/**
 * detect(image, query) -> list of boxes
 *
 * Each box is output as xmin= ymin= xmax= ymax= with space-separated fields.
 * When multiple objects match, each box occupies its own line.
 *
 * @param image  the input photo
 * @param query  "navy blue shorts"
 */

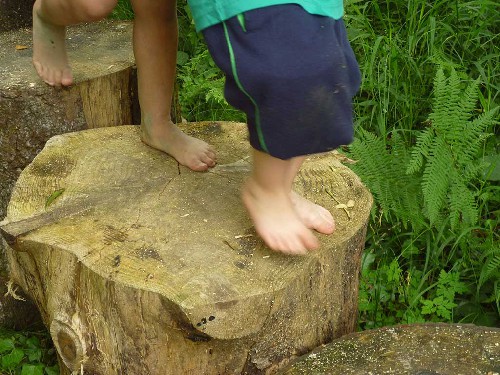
xmin=203 ymin=4 xmax=361 ymax=159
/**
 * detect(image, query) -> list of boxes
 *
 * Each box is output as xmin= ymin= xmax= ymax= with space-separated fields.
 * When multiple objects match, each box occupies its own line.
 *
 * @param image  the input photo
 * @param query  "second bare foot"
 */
xmin=242 ymin=178 xmax=319 ymax=255
xmin=32 ymin=0 xmax=73 ymax=86
xmin=141 ymin=120 xmax=216 ymax=172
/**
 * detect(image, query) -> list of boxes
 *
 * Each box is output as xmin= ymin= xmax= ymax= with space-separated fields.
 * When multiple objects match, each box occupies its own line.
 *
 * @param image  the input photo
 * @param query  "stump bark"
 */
xmin=280 ymin=323 xmax=500 ymax=374
xmin=1 ymin=122 xmax=372 ymax=374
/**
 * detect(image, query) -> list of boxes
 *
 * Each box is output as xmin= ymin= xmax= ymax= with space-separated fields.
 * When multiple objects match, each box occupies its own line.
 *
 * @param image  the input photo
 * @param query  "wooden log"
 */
xmin=280 ymin=323 xmax=500 ymax=374
xmin=1 ymin=122 xmax=372 ymax=374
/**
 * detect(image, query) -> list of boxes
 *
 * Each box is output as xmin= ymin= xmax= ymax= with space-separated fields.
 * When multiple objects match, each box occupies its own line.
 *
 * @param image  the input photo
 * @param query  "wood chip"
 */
xmin=235 ymin=234 xmax=253 ymax=239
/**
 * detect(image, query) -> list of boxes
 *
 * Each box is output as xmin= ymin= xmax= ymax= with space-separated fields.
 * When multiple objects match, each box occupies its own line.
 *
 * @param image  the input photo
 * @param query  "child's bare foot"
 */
xmin=242 ymin=178 xmax=319 ymax=255
xmin=290 ymin=191 xmax=335 ymax=234
xmin=32 ymin=0 xmax=73 ymax=86
xmin=141 ymin=120 xmax=216 ymax=172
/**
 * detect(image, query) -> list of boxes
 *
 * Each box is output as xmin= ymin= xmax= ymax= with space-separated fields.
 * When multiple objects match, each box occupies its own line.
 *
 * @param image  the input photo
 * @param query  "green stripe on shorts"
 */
xmin=222 ymin=21 xmax=268 ymax=153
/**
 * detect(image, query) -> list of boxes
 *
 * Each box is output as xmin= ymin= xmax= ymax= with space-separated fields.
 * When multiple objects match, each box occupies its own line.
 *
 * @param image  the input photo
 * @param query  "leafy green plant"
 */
xmin=349 ymin=129 xmax=424 ymax=230
xmin=0 ymin=329 xmax=58 ymax=375
xmin=407 ymin=68 xmax=497 ymax=230
xmin=351 ymin=66 xmax=499 ymax=329
xmin=420 ymin=270 xmax=469 ymax=321
xmin=176 ymin=48 xmax=244 ymax=122
xmin=345 ymin=0 xmax=499 ymax=331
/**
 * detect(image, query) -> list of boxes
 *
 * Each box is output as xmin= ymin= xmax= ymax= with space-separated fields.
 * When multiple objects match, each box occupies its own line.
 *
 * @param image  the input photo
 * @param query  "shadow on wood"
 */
xmin=1 ymin=122 xmax=372 ymax=374
xmin=0 ymin=0 xmax=35 ymax=32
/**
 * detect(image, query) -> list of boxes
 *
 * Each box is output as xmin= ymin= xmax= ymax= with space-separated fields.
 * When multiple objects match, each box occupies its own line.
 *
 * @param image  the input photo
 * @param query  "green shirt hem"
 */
xmin=189 ymin=0 xmax=344 ymax=31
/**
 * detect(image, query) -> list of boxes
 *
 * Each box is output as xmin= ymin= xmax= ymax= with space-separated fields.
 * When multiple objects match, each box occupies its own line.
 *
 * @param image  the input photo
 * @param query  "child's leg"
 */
xmin=286 ymin=158 xmax=336 ymax=235
xmin=130 ymin=0 xmax=216 ymax=172
xmin=32 ymin=0 xmax=117 ymax=86
xmin=242 ymin=149 xmax=319 ymax=255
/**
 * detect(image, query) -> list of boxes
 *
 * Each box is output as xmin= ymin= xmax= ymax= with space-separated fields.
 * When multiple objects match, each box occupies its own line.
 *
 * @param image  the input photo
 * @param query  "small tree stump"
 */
xmin=1 ymin=122 xmax=372 ymax=374
xmin=0 ymin=20 xmax=136 ymax=222
xmin=280 ymin=323 xmax=500 ymax=374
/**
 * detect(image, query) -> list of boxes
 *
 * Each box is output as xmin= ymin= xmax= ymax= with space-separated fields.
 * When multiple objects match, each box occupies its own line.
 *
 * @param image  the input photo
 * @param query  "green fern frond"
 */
xmin=407 ymin=127 xmax=434 ymax=174
xmin=430 ymin=68 xmax=462 ymax=135
xmin=349 ymin=130 xmax=394 ymax=212
xmin=442 ymin=77 xmax=481 ymax=148
xmin=448 ymin=179 xmax=478 ymax=230
xmin=455 ymin=78 xmax=481 ymax=128
xmin=456 ymin=108 xmax=498 ymax=167
xmin=408 ymin=67 xmax=497 ymax=229
xmin=349 ymin=129 xmax=424 ymax=228
xmin=421 ymin=137 xmax=453 ymax=225
xmin=478 ymin=247 xmax=500 ymax=292
xmin=430 ymin=68 xmax=448 ymax=122
xmin=351 ymin=67 xmax=496 ymax=233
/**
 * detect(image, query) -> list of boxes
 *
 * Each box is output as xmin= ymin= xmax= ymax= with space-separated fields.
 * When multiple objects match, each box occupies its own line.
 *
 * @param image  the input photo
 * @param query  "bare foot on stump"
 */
xmin=32 ymin=0 xmax=73 ymax=86
xmin=242 ymin=178 xmax=319 ymax=255
xmin=141 ymin=120 xmax=216 ymax=172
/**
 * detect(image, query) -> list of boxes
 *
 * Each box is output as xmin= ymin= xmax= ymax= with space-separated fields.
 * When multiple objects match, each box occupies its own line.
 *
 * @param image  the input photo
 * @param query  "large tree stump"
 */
xmin=280 ymin=323 xmax=500 ymax=374
xmin=1 ymin=122 xmax=372 ymax=374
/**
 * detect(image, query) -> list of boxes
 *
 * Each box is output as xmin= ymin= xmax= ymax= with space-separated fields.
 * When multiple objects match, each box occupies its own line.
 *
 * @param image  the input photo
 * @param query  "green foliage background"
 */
xmin=345 ymin=0 xmax=499 ymax=329
xmin=2 ymin=0 xmax=499 ymax=372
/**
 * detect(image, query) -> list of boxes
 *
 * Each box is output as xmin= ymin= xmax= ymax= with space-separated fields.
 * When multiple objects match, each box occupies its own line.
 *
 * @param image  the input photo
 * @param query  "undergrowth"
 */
xmin=344 ymin=0 xmax=499 ymax=329
xmin=0 ymin=328 xmax=58 ymax=375
xmin=351 ymin=67 xmax=499 ymax=329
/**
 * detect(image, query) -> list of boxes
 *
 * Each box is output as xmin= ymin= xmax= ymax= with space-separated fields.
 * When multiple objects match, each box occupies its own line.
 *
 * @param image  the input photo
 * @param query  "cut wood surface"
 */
xmin=280 ymin=323 xmax=500 ymax=374
xmin=2 ymin=122 xmax=372 ymax=374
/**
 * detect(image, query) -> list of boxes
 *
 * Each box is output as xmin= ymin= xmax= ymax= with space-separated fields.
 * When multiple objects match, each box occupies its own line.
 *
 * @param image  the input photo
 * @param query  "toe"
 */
xmin=190 ymin=160 xmax=209 ymax=172
xmin=285 ymin=239 xmax=308 ymax=255
xmin=318 ymin=218 xmax=335 ymax=234
xmin=302 ymin=230 xmax=320 ymax=251
xmin=61 ymin=70 xmax=73 ymax=86
xmin=200 ymin=151 xmax=216 ymax=167
xmin=207 ymin=149 xmax=217 ymax=162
